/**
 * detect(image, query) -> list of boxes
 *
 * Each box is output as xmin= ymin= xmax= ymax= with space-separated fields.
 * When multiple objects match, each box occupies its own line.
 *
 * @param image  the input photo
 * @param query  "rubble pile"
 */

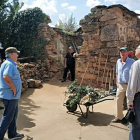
xmin=76 ymin=5 xmax=140 ymax=89
xmin=17 ymin=60 xmax=62 ymax=93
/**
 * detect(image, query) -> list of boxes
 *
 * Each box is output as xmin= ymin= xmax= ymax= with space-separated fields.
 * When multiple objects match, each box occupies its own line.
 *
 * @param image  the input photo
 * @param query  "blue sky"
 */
xmin=19 ymin=0 xmax=140 ymax=27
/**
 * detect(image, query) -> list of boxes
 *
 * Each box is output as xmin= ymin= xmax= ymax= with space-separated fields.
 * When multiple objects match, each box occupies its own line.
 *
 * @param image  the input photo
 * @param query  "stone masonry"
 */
xmin=77 ymin=4 xmax=140 ymax=89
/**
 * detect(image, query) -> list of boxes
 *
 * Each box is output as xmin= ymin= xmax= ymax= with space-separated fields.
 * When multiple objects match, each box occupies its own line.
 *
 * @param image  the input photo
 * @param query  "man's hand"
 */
xmin=9 ymin=86 xmax=16 ymax=97
xmin=128 ymin=104 xmax=133 ymax=110
xmin=73 ymin=53 xmax=78 ymax=58
xmin=3 ymin=75 xmax=17 ymax=97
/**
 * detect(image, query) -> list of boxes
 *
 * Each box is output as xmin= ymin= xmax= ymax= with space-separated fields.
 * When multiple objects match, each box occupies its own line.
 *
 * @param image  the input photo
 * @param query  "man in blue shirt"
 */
xmin=112 ymin=47 xmax=135 ymax=123
xmin=0 ymin=47 xmax=24 ymax=140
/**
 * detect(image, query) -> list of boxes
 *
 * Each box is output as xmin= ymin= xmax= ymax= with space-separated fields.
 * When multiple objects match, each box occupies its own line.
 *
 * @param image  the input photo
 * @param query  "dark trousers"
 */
xmin=0 ymin=99 xmax=18 ymax=140
xmin=132 ymin=92 xmax=140 ymax=140
xmin=63 ymin=66 xmax=75 ymax=81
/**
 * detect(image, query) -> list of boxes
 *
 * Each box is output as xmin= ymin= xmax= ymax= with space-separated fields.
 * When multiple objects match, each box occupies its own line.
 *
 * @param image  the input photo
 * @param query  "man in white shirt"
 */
xmin=126 ymin=45 xmax=140 ymax=140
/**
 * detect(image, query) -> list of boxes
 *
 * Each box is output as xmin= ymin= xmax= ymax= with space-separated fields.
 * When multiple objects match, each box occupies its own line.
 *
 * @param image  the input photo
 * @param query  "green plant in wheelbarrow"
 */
xmin=65 ymin=80 xmax=99 ymax=112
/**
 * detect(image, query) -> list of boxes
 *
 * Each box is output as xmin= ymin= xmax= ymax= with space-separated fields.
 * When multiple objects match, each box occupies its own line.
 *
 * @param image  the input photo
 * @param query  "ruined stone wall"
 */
xmin=37 ymin=23 xmax=63 ymax=76
xmin=18 ymin=23 xmax=83 ymax=93
xmin=18 ymin=23 xmax=63 ymax=93
xmin=53 ymin=28 xmax=83 ymax=64
xmin=77 ymin=5 xmax=140 ymax=89
xmin=38 ymin=23 xmax=83 ymax=67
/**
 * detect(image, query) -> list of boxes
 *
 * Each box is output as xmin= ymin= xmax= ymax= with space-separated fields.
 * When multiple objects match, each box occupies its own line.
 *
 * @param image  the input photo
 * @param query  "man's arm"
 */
xmin=3 ymin=75 xmax=16 ymax=97
xmin=64 ymin=58 xmax=67 ymax=68
xmin=116 ymin=60 xmax=118 ymax=85
xmin=126 ymin=62 xmax=138 ymax=109
xmin=116 ymin=73 xmax=118 ymax=84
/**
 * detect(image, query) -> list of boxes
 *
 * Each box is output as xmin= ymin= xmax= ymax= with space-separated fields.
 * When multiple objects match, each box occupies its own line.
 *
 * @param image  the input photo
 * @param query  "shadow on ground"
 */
xmin=67 ymin=110 xmax=114 ymax=126
xmin=4 ymin=135 xmax=34 ymax=140
xmin=17 ymin=88 xmax=40 ymax=131
xmin=45 ymin=79 xmax=72 ymax=88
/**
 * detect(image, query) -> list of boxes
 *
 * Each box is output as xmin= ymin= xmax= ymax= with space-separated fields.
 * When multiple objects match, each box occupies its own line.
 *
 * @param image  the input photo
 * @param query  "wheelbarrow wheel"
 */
xmin=66 ymin=99 xmax=77 ymax=112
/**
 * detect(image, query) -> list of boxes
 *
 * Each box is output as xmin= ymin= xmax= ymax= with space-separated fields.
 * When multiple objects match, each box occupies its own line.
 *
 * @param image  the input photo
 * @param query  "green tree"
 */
xmin=7 ymin=0 xmax=24 ymax=19
xmin=56 ymin=14 xmax=78 ymax=33
xmin=0 ymin=0 xmax=10 ymax=46
xmin=0 ymin=0 xmax=9 ymax=20
xmin=7 ymin=7 xmax=50 ymax=59
xmin=0 ymin=0 xmax=24 ymax=47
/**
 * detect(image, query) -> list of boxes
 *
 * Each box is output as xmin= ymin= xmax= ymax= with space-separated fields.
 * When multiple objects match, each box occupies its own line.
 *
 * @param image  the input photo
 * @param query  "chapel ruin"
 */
xmin=76 ymin=4 xmax=140 ymax=89
xmin=16 ymin=4 xmax=140 ymax=92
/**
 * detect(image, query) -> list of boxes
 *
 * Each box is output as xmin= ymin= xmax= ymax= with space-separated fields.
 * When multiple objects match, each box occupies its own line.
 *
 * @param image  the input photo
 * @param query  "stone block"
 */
xmin=100 ymin=25 xmax=119 ymax=41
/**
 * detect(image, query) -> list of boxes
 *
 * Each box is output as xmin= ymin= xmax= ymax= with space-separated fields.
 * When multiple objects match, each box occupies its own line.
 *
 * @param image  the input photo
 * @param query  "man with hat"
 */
xmin=0 ymin=47 xmax=24 ymax=139
xmin=112 ymin=47 xmax=135 ymax=123
xmin=61 ymin=46 xmax=76 ymax=82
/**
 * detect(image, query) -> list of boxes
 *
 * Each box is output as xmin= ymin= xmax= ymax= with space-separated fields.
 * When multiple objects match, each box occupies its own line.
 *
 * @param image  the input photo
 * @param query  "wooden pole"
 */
xmin=101 ymin=50 xmax=109 ymax=87
xmin=96 ymin=50 xmax=101 ymax=87
xmin=18 ymin=56 xmax=34 ymax=61
xmin=105 ymin=68 xmax=109 ymax=89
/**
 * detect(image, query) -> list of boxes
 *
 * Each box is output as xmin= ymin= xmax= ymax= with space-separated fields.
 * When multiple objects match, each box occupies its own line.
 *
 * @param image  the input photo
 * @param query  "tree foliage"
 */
xmin=7 ymin=0 xmax=24 ymax=19
xmin=56 ymin=14 xmax=78 ymax=33
xmin=8 ymin=7 xmax=50 ymax=59
xmin=0 ymin=0 xmax=24 ymax=47
xmin=0 ymin=0 xmax=51 ymax=60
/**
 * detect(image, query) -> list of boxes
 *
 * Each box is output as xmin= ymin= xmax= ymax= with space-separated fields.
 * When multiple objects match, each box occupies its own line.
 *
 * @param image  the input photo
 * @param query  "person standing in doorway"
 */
xmin=112 ymin=47 xmax=135 ymax=123
xmin=0 ymin=47 xmax=24 ymax=140
xmin=61 ymin=46 xmax=76 ymax=82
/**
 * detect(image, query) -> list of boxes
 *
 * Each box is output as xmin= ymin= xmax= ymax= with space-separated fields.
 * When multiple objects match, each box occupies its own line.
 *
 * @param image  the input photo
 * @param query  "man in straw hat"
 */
xmin=112 ymin=47 xmax=135 ymax=123
xmin=0 ymin=47 xmax=24 ymax=140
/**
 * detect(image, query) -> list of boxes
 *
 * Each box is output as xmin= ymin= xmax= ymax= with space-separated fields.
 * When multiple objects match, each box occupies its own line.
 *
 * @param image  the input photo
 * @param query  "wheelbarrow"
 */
xmin=63 ymin=89 xmax=116 ymax=118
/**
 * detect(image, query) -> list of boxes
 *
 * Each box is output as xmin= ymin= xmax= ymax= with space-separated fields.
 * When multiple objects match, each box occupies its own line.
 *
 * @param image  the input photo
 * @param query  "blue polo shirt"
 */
xmin=0 ymin=58 xmax=22 ymax=100
xmin=116 ymin=57 xmax=135 ymax=83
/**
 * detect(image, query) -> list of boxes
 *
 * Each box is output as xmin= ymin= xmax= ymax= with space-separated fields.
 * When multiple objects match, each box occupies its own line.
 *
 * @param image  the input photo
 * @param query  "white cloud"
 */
xmin=104 ymin=0 xmax=117 ymax=4
xmin=48 ymin=23 xmax=55 ymax=27
xmin=59 ymin=14 xmax=67 ymax=21
xmin=67 ymin=6 xmax=77 ymax=12
xmin=61 ymin=3 xmax=69 ymax=7
xmin=135 ymin=10 xmax=140 ymax=18
xmin=104 ymin=0 xmax=140 ymax=9
xmin=125 ymin=0 xmax=140 ymax=9
xmin=57 ymin=14 xmax=67 ymax=25
xmin=86 ymin=0 xmax=101 ymax=8
xmin=20 ymin=3 xmax=29 ymax=11
xmin=19 ymin=0 xmax=28 ymax=3
xmin=20 ymin=0 xmax=58 ymax=15
xmin=135 ymin=10 xmax=140 ymax=14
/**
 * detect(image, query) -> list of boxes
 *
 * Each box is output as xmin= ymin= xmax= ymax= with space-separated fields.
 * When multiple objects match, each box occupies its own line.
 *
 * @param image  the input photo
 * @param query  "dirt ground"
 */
xmin=0 ymin=79 xmax=129 ymax=140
